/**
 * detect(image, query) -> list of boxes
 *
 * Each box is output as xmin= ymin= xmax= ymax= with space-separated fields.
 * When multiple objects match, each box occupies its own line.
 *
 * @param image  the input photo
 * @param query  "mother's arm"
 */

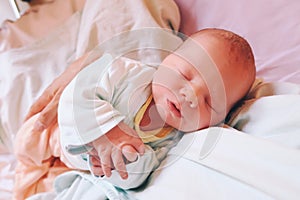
xmin=25 ymin=52 xmax=93 ymax=132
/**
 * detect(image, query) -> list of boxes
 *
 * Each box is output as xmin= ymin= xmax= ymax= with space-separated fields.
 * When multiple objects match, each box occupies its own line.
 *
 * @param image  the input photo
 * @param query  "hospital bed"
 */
xmin=1 ymin=0 xmax=300 ymax=199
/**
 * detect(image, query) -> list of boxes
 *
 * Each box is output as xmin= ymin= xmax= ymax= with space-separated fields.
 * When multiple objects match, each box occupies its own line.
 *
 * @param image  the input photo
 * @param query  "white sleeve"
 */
xmin=58 ymin=54 xmax=155 ymax=169
xmin=58 ymin=54 xmax=125 ymax=169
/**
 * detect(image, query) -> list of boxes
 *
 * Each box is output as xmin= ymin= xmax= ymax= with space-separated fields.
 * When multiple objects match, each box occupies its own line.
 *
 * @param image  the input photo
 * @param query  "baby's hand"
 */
xmin=91 ymin=122 xmax=145 ymax=179
xmin=89 ymin=144 xmax=138 ymax=177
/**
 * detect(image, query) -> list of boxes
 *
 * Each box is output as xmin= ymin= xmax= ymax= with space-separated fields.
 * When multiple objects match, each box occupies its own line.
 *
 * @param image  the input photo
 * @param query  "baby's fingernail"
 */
xmin=121 ymin=173 xmax=128 ymax=180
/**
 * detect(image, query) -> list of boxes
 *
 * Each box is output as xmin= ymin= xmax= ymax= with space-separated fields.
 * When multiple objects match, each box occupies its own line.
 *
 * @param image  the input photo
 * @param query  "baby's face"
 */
xmin=152 ymin=36 xmax=246 ymax=132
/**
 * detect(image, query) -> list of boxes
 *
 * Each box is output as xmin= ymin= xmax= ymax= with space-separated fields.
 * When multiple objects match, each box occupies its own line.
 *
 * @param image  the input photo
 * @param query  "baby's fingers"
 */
xmin=90 ymin=155 xmax=101 ymax=166
xmin=111 ymin=149 xmax=128 ymax=180
xmin=90 ymin=165 xmax=104 ymax=177
xmin=89 ymin=156 xmax=104 ymax=177
xmin=122 ymin=145 xmax=138 ymax=162
xmin=100 ymin=152 xmax=113 ymax=178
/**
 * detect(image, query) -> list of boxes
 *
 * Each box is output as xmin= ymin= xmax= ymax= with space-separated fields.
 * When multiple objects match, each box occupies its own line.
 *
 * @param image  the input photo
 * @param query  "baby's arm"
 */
xmin=58 ymin=54 xmax=128 ymax=169
xmin=58 ymin=54 xmax=159 ymax=188
xmin=58 ymin=54 xmax=152 ymax=169
xmin=89 ymin=121 xmax=144 ymax=179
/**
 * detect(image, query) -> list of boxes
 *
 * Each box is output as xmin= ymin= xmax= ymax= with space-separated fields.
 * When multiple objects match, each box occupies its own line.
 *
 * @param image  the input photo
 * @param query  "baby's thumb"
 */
xmin=122 ymin=145 xmax=138 ymax=162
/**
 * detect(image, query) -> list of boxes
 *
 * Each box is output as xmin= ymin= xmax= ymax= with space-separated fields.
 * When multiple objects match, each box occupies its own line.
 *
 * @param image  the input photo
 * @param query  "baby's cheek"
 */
xmin=154 ymin=103 xmax=168 ymax=123
xmin=186 ymin=109 xmax=208 ymax=131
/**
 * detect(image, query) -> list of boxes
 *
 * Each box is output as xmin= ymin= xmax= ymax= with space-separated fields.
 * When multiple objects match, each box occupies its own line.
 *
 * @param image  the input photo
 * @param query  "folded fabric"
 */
xmin=14 ymin=114 xmax=73 ymax=200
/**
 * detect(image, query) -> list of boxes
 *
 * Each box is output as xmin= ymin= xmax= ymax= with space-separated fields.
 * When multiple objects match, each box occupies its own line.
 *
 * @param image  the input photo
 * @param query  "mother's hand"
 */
xmin=25 ymin=53 xmax=91 ymax=132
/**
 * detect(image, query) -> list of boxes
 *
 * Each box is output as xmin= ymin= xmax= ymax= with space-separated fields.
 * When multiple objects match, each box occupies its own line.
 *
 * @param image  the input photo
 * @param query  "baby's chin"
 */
xmin=169 ymin=120 xmax=207 ymax=133
xmin=156 ymin=104 xmax=209 ymax=132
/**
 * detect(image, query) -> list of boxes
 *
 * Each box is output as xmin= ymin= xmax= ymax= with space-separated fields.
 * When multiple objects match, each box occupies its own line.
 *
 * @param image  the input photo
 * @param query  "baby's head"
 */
xmin=152 ymin=28 xmax=255 ymax=132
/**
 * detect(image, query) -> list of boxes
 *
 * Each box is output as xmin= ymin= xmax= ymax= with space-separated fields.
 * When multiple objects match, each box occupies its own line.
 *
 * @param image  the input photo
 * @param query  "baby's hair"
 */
xmin=195 ymin=28 xmax=254 ymax=65
xmin=193 ymin=28 xmax=256 ymax=86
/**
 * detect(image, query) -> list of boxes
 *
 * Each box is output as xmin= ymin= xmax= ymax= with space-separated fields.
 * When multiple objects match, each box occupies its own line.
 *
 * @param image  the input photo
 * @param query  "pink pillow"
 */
xmin=175 ymin=0 xmax=300 ymax=84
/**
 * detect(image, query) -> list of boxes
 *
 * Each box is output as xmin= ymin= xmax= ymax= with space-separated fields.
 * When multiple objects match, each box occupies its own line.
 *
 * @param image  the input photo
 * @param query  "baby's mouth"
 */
xmin=167 ymin=99 xmax=181 ymax=117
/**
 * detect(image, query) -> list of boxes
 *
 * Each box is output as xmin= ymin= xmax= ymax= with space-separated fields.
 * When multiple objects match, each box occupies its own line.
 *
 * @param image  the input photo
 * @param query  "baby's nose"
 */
xmin=179 ymin=87 xmax=198 ymax=108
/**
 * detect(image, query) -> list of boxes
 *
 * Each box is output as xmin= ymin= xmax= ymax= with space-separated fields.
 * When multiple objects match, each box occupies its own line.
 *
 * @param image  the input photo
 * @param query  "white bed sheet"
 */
xmin=0 ymin=153 xmax=15 ymax=200
xmin=132 ymin=127 xmax=300 ymax=200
